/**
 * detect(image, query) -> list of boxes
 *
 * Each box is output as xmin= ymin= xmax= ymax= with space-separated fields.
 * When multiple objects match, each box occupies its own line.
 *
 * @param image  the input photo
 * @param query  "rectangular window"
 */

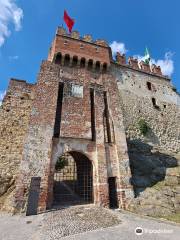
xmin=147 ymin=82 xmax=152 ymax=90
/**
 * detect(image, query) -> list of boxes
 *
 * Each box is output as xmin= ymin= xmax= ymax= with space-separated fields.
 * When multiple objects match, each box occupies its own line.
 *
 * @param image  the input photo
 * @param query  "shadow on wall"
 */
xmin=146 ymin=127 xmax=160 ymax=145
xmin=128 ymin=139 xmax=178 ymax=197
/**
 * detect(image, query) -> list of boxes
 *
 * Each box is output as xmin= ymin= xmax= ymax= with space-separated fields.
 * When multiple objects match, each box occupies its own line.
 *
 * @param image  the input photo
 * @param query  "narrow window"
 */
xmin=90 ymin=89 xmax=96 ymax=141
xmin=104 ymin=92 xmax=112 ymax=143
xmin=53 ymin=83 xmax=64 ymax=138
xmin=152 ymin=98 xmax=161 ymax=111
xmin=152 ymin=97 xmax=160 ymax=110
xmin=147 ymin=82 xmax=152 ymax=90
xmin=152 ymin=97 xmax=156 ymax=106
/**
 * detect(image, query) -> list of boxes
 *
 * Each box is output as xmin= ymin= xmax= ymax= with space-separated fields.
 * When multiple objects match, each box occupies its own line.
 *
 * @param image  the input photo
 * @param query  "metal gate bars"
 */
xmin=53 ymin=151 xmax=93 ymax=206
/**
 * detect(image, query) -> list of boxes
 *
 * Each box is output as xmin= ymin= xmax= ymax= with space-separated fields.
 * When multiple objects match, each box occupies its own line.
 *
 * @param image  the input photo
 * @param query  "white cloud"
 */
xmin=8 ymin=55 xmax=19 ymax=60
xmin=155 ymin=52 xmax=174 ymax=77
xmin=133 ymin=51 xmax=174 ymax=77
xmin=0 ymin=90 xmax=6 ymax=106
xmin=133 ymin=54 xmax=146 ymax=62
xmin=110 ymin=41 xmax=127 ymax=58
xmin=0 ymin=0 xmax=23 ymax=47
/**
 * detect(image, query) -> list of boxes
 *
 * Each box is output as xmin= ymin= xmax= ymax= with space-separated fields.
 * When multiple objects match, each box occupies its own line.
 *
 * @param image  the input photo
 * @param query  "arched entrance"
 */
xmin=53 ymin=151 xmax=93 ymax=206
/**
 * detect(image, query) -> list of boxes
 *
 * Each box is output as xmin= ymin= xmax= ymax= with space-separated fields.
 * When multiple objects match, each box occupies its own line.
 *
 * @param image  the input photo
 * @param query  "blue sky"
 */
xmin=0 ymin=0 xmax=180 ymax=102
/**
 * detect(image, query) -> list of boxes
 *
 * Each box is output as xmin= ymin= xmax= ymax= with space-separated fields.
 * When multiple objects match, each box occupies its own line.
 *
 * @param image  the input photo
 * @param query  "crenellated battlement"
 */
xmin=128 ymin=57 xmax=139 ymax=70
xmin=116 ymin=52 xmax=126 ymax=65
xmin=48 ymin=27 xmax=168 ymax=78
xmin=115 ymin=52 xmax=167 ymax=79
xmin=48 ymin=27 xmax=110 ymax=72
xmin=56 ymin=27 xmax=109 ymax=47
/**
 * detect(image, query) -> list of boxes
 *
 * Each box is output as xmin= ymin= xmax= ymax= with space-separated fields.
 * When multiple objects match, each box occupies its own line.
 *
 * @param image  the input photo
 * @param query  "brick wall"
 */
xmin=0 ymin=79 xmax=34 ymax=211
xmin=12 ymin=58 xmax=134 ymax=212
xmin=14 ymin=62 xmax=60 ymax=212
xmin=48 ymin=27 xmax=111 ymax=68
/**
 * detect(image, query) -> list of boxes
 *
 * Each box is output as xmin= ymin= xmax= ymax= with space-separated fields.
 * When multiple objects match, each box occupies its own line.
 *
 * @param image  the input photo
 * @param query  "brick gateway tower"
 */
xmin=14 ymin=27 xmax=133 ymax=213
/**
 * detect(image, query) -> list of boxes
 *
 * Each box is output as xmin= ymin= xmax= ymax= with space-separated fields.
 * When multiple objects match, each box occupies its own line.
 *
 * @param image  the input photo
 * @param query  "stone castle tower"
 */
xmin=0 ymin=27 xmax=179 ymax=216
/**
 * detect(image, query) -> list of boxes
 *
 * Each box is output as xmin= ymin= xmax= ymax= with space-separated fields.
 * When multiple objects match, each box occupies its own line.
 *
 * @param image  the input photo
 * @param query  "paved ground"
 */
xmin=60 ymin=210 xmax=180 ymax=240
xmin=39 ymin=205 xmax=121 ymax=239
xmin=0 ymin=205 xmax=180 ymax=240
xmin=0 ymin=212 xmax=43 ymax=240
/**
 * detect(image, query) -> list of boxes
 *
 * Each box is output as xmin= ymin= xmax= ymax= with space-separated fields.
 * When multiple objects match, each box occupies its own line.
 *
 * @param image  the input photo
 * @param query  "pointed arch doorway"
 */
xmin=53 ymin=151 xmax=93 ymax=206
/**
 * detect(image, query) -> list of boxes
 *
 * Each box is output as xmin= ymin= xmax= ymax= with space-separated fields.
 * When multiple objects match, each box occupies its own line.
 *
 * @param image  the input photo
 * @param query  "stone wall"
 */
xmin=113 ymin=64 xmax=180 ymax=153
xmin=112 ymin=63 xmax=180 ymax=218
xmin=127 ymin=139 xmax=180 ymax=218
xmin=0 ymin=79 xmax=34 ymax=211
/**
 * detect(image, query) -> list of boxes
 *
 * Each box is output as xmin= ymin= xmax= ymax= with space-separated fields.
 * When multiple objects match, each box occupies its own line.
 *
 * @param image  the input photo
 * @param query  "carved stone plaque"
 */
xmin=71 ymin=84 xmax=83 ymax=98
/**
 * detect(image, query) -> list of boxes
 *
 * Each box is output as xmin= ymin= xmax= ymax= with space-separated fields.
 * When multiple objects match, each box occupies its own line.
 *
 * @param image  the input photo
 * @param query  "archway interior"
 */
xmin=53 ymin=151 xmax=93 ymax=206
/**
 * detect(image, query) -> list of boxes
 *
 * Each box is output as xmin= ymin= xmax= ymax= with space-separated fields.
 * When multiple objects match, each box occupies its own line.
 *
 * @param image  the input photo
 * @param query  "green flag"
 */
xmin=144 ymin=47 xmax=150 ymax=64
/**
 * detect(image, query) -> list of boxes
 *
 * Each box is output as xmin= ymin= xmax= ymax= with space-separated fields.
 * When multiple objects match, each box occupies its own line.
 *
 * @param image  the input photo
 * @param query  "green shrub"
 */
xmin=55 ymin=155 xmax=68 ymax=171
xmin=138 ymin=119 xmax=149 ymax=136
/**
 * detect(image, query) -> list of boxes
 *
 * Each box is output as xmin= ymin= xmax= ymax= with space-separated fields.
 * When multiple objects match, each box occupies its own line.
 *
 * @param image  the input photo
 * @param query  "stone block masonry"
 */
xmin=112 ymin=63 xmax=180 ymax=218
xmin=0 ymin=79 xmax=35 ymax=211
xmin=113 ymin=64 xmax=180 ymax=153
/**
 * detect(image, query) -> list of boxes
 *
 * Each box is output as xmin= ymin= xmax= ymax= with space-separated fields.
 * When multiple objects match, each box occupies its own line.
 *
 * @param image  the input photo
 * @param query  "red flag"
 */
xmin=63 ymin=10 xmax=75 ymax=33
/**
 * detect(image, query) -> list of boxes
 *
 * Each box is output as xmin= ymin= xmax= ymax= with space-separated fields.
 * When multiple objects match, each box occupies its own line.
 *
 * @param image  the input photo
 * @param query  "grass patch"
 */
xmin=161 ymin=213 xmax=180 ymax=223
xmin=147 ymin=213 xmax=180 ymax=224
